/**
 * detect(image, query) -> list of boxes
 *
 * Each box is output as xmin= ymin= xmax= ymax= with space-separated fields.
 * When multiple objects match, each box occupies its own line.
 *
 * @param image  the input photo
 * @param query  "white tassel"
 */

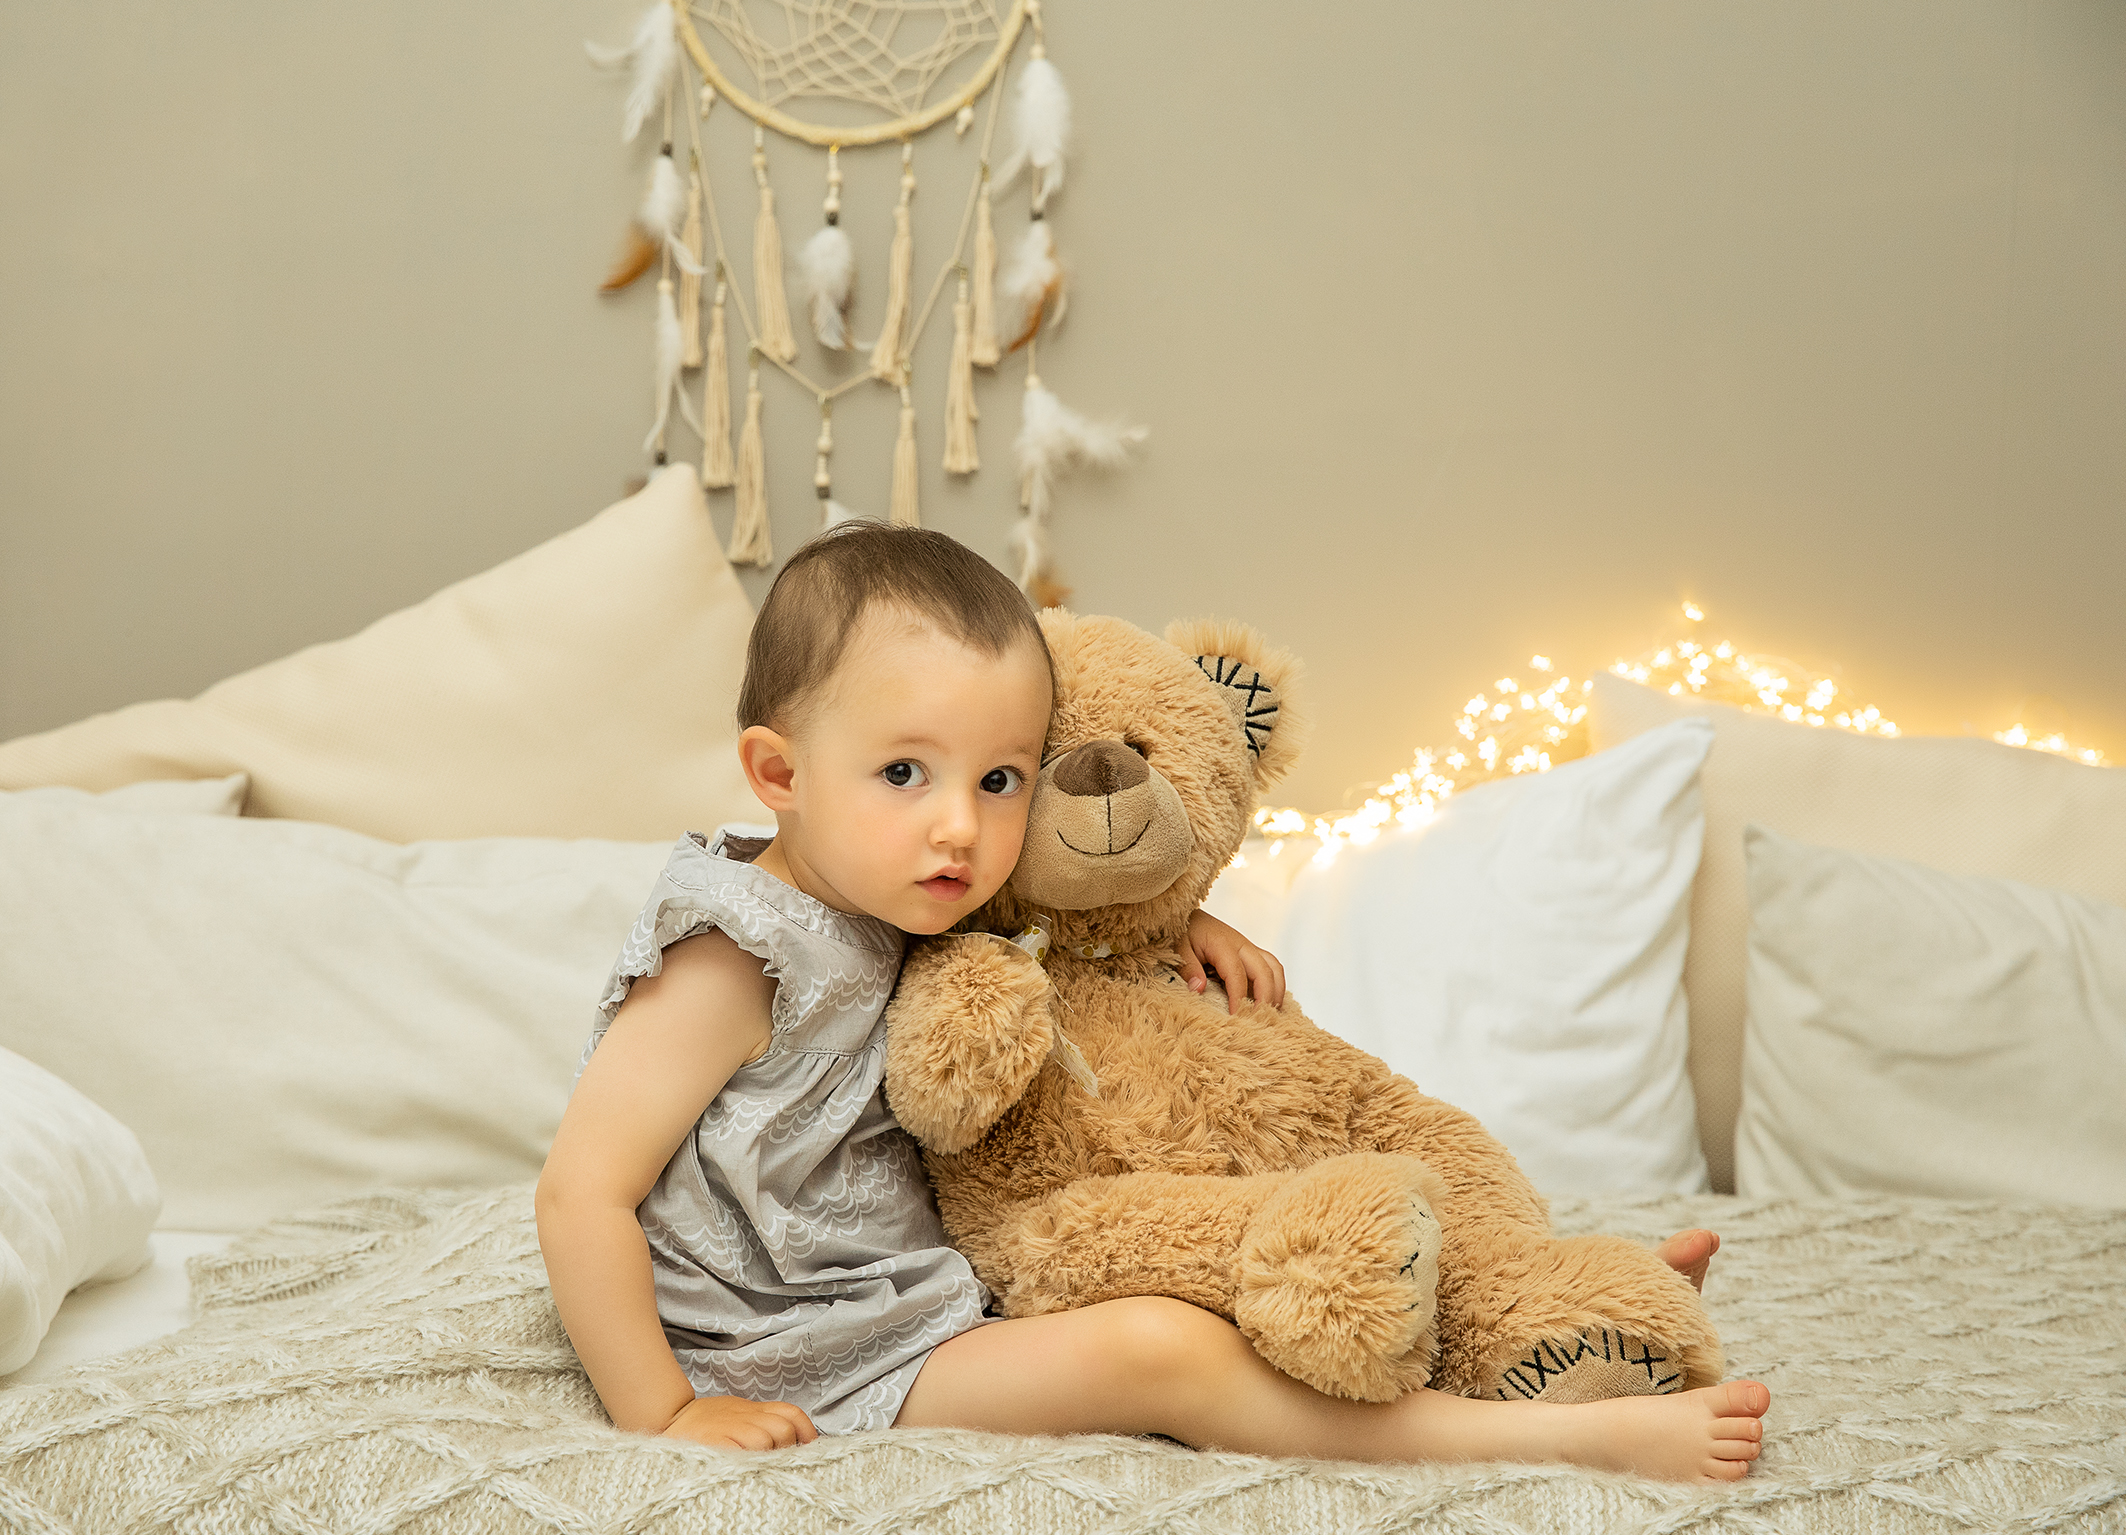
xmin=639 ymin=149 xmax=703 ymax=276
xmin=701 ymin=276 xmax=734 ymax=488
xmin=586 ymin=4 xmax=677 ymax=145
xmin=971 ymin=174 xmax=1001 ymax=368
xmin=752 ymin=131 xmax=798 ymax=363
xmin=943 ymin=277 xmax=979 ymax=474
xmin=890 ymin=390 xmax=920 ymax=526
xmin=727 ymin=360 xmax=771 ymax=566
xmin=995 ymin=54 xmax=1071 ymax=211
xmin=679 ymin=170 xmax=704 ymax=367
xmin=870 ymin=145 xmax=916 ymax=384
xmin=644 ymin=276 xmax=704 ymax=455
xmin=822 ymin=500 xmax=865 ymax=527
xmin=798 ymin=225 xmax=855 ymax=349
xmin=1000 ymin=219 xmax=1065 ymax=351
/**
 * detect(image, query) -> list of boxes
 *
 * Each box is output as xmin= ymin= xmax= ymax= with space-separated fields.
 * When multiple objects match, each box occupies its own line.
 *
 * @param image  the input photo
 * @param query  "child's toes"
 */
xmin=1709 ymin=1379 xmax=1770 ymax=1419
xmin=1713 ymin=1435 xmax=1762 ymax=1461
xmin=1700 ymin=1455 xmax=1751 ymax=1483
xmin=1712 ymin=1415 xmax=1763 ymax=1443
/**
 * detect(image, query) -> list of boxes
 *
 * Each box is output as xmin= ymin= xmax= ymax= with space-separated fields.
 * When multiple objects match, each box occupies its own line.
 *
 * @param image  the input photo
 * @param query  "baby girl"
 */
xmin=536 ymin=522 xmax=1767 ymax=1482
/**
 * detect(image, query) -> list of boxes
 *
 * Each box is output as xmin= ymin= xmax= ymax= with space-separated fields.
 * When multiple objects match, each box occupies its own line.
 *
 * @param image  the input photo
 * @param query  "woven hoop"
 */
xmin=671 ymin=0 xmax=1031 ymax=149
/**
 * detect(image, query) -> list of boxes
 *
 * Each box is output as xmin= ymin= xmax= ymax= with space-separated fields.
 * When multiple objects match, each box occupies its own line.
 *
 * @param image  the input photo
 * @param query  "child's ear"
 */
xmin=739 ymin=725 xmax=799 ymax=810
xmin=1164 ymin=618 xmax=1308 ymax=790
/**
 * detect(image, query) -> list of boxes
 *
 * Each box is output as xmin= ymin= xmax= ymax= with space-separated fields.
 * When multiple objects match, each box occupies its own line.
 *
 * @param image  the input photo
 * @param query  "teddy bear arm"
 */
xmin=884 ymin=934 xmax=1056 ymax=1155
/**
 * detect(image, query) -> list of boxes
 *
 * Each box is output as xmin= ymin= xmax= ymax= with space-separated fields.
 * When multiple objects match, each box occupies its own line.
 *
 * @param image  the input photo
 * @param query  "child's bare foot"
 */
xmin=1558 ymin=1378 xmax=1769 ymax=1483
xmin=1655 ymin=1228 xmax=1720 ymax=1292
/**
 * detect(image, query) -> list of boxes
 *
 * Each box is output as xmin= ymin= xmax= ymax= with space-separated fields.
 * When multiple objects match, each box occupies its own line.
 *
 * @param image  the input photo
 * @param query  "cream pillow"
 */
xmin=0 ymin=466 xmax=765 ymax=842
xmin=1738 ymin=827 xmax=2126 ymax=1206
xmin=1272 ymin=719 xmax=1714 ymax=1197
xmin=1590 ymin=675 xmax=2126 ymax=1191
xmin=0 ymin=794 xmax=671 ymax=1230
xmin=1 ymin=773 xmax=248 ymax=817
xmin=0 ymin=1048 xmax=160 ymax=1375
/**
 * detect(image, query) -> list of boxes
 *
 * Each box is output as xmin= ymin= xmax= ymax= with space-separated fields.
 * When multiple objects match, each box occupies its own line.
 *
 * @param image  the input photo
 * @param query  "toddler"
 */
xmin=536 ymin=524 xmax=1768 ymax=1483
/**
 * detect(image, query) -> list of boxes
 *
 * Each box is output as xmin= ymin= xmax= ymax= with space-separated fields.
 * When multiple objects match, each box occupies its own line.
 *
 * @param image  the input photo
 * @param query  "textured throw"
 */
xmin=0 ymin=1188 xmax=2120 ymax=1534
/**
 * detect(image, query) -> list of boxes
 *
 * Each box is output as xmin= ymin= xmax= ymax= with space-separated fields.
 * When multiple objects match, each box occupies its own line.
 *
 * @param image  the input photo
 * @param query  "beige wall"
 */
xmin=3 ymin=2 xmax=2120 ymax=814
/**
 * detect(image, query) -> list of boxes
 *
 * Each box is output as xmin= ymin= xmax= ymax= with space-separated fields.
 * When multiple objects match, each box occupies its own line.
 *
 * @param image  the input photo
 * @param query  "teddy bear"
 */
xmin=882 ymin=610 xmax=1723 ymax=1405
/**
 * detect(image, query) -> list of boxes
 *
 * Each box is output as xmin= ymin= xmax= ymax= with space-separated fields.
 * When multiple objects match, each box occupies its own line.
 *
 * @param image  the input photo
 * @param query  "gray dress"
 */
xmin=580 ymin=831 xmax=992 ymax=1434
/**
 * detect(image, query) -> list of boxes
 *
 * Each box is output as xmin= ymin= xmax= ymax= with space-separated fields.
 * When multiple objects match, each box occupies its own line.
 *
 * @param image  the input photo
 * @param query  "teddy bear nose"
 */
xmin=1052 ymin=739 xmax=1150 ymax=797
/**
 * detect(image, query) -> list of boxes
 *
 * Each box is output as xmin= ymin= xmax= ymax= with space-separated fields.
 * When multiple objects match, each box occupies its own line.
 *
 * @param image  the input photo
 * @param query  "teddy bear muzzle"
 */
xmin=1010 ymin=739 xmax=1196 ymax=909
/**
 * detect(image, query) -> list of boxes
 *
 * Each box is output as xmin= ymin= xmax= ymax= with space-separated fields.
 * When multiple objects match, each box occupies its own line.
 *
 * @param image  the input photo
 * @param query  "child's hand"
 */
xmin=662 ymin=1393 xmax=818 ymax=1450
xmin=1179 ymin=909 xmax=1287 ymax=1013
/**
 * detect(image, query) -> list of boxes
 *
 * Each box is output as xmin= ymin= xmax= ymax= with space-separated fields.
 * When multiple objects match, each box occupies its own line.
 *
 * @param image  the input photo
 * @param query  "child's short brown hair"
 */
xmin=737 ymin=523 xmax=1052 ymax=732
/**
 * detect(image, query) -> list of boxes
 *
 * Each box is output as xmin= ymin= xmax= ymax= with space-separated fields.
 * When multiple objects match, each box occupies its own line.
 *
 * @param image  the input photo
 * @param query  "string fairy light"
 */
xmin=1252 ymin=603 xmax=2108 ymax=865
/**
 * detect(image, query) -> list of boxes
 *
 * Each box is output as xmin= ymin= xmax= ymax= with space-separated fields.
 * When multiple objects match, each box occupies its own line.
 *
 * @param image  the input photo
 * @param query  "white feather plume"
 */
xmin=640 ymin=153 xmax=703 ymax=275
xmin=586 ymin=4 xmax=678 ymax=144
xmin=999 ymin=220 xmax=1065 ymax=346
xmin=1014 ymin=379 xmax=1144 ymax=525
xmin=797 ymin=224 xmax=856 ymax=349
xmin=994 ymin=57 xmax=1071 ymax=209
xmin=644 ymin=279 xmax=704 ymax=453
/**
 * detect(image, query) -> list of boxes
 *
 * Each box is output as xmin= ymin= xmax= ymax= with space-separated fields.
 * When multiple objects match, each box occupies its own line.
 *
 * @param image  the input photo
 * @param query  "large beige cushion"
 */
xmin=1737 ymin=827 xmax=2126 ymax=1207
xmin=0 ymin=792 xmax=670 ymax=1230
xmin=1590 ymin=675 xmax=2126 ymax=1192
xmin=0 ymin=466 xmax=765 ymax=842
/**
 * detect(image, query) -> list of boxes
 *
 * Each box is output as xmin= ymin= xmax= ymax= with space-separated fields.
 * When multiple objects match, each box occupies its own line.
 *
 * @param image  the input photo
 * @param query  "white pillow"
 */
xmin=1 ymin=773 xmax=248 ymax=816
xmin=0 ymin=1048 xmax=160 ymax=1376
xmin=1738 ymin=826 xmax=2126 ymax=1206
xmin=0 ymin=795 xmax=671 ymax=1231
xmin=0 ymin=466 xmax=766 ymax=843
xmin=1272 ymin=718 xmax=1715 ymax=1197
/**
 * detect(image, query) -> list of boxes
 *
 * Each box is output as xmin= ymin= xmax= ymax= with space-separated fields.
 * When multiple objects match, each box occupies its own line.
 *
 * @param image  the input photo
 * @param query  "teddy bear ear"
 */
xmin=1164 ymin=618 xmax=1308 ymax=790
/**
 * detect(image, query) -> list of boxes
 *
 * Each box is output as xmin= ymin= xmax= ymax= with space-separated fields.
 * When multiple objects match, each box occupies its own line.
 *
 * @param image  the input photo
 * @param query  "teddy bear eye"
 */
xmin=1124 ymin=739 xmax=1149 ymax=758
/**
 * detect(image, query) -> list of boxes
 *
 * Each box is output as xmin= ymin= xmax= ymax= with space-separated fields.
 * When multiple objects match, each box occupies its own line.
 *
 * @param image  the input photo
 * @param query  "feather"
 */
xmin=586 ymin=4 xmax=677 ymax=144
xmin=640 ymin=151 xmax=703 ymax=276
xmin=1000 ymin=220 xmax=1065 ymax=351
xmin=1014 ymin=377 xmax=1144 ymax=526
xmin=994 ymin=56 xmax=1071 ymax=210
xmin=644 ymin=277 xmax=703 ymax=453
xmin=599 ymin=223 xmax=659 ymax=292
xmin=797 ymin=224 xmax=856 ymax=349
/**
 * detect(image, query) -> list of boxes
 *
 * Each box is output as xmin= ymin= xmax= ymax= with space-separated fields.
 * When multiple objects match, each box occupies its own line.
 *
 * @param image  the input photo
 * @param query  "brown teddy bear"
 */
xmin=883 ymin=611 xmax=1722 ymax=1404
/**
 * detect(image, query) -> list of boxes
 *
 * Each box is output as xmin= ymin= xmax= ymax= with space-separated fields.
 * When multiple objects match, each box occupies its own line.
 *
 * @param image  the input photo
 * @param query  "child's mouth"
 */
xmin=921 ymin=874 xmax=970 ymax=901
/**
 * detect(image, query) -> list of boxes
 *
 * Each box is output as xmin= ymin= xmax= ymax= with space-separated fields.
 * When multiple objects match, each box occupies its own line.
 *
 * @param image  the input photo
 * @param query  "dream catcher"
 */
xmin=588 ymin=0 xmax=1143 ymax=604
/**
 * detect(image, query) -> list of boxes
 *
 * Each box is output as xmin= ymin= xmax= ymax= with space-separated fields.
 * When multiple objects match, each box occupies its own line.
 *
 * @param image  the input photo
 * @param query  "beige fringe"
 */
xmin=870 ymin=145 xmax=916 ymax=383
xmin=727 ymin=362 xmax=772 ymax=566
xmin=970 ymin=174 xmax=1000 ymax=368
xmin=700 ymin=277 xmax=734 ymax=489
xmin=679 ymin=171 xmax=704 ymax=367
xmin=943 ymin=279 xmax=979 ymax=474
xmin=751 ymin=132 xmax=797 ymax=363
xmin=890 ymin=391 xmax=921 ymax=525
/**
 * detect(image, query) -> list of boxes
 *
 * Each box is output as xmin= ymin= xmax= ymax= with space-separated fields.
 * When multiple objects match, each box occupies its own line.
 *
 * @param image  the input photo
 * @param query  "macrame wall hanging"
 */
xmin=589 ymin=0 xmax=1143 ymax=605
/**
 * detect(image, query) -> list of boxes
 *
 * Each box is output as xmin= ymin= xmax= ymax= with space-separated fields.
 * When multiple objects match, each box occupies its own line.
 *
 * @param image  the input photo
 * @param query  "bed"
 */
xmin=3 ymin=469 xmax=2121 ymax=1532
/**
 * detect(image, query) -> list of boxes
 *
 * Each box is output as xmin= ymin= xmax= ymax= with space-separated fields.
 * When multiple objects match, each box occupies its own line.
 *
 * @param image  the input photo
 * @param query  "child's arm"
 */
xmin=535 ymin=930 xmax=817 ymax=1449
xmin=1179 ymin=908 xmax=1287 ymax=1013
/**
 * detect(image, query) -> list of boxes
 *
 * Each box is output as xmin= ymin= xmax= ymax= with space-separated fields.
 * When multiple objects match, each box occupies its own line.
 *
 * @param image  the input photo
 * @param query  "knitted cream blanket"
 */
xmin=1 ymin=1188 xmax=2120 ymax=1534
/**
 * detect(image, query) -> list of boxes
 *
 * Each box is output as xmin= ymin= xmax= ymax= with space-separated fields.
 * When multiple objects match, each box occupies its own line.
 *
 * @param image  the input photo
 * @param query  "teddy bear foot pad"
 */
xmin=1483 ymin=1328 xmax=1685 ymax=1403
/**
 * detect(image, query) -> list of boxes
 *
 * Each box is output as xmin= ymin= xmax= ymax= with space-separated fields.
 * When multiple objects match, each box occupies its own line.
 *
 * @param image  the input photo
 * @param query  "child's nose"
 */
xmin=932 ymin=785 xmax=981 ymax=847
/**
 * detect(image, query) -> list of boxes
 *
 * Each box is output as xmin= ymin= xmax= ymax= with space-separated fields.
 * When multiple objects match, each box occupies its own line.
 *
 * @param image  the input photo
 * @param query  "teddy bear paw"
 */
xmin=1481 ymin=1327 xmax=1687 ymax=1403
xmin=1234 ymin=1152 xmax=1446 ymax=1402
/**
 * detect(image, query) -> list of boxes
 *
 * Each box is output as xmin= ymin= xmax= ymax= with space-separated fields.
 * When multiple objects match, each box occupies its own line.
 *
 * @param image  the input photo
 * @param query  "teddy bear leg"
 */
xmin=1233 ymin=1152 xmax=1448 ymax=1404
xmin=1433 ymin=1227 xmax=1725 ymax=1404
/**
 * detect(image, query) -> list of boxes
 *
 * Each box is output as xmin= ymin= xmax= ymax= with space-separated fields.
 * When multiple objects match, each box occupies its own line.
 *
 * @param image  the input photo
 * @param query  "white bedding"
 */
xmin=0 ymin=1231 xmax=230 ymax=1387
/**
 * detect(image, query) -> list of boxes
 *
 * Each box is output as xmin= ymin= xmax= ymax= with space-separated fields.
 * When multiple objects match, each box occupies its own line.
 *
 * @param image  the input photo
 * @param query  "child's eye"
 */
xmin=981 ymin=766 xmax=1024 ymax=795
xmin=882 ymin=760 xmax=928 ymax=789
